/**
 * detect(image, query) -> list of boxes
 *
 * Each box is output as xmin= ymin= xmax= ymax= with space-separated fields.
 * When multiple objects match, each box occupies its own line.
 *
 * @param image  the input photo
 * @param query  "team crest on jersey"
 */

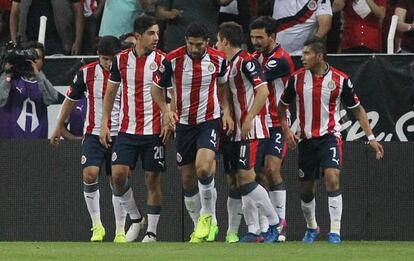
xmin=266 ymin=59 xmax=278 ymax=69
xmin=208 ymin=63 xmax=215 ymax=72
xmin=176 ymin=152 xmax=182 ymax=163
xmin=112 ymin=152 xmax=118 ymax=162
xmin=298 ymin=169 xmax=305 ymax=178
xmin=81 ymin=155 xmax=87 ymax=165
xmin=246 ymin=61 xmax=256 ymax=72
xmin=307 ymin=0 xmax=317 ymax=11
xmin=159 ymin=64 xmax=166 ymax=73
xmin=230 ymin=66 xmax=238 ymax=77
xmin=327 ymin=80 xmax=336 ymax=91
xmin=149 ymin=62 xmax=158 ymax=72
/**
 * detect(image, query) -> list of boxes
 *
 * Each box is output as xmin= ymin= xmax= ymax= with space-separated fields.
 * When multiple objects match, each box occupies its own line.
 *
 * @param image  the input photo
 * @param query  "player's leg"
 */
xmin=299 ymin=139 xmax=321 ymax=243
xmin=111 ymin=133 xmax=143 ymax=243
xmin=264 ymin=127 xmax=288 ymax=241
xmin=81 ymin=134 xmax=106 ymax=242
xmin=226 ymin=174 xmax=242 ymax=243
xmin=322 ymin=135 xmax=343 ymax=244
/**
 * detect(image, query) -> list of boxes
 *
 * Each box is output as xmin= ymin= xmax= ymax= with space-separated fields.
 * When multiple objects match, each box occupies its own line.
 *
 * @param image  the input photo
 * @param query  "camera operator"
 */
xmin=0 ymin=41 xmax=64 ymax=139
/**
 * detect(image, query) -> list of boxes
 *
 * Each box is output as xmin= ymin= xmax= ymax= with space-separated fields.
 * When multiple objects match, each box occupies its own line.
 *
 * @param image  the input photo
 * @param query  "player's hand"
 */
xmin=284 ymin=129 xmax=297 ymax=149
xmin=222 ymin=112 xmax=234 ymax=136
xmin=50 ymin=127 xmax=62 ymax=146
xmin=241 ymin=116 xmax=253 ymax=140
xmin=160 ymin=125 xmax=173 ymax=145
xmin=164 ymin=110 xmax=178 ymax=129
xmin=369 ymin=140 xmax=384 ymax=160
xmin=99 ymin=126 xmax=112 ymax=148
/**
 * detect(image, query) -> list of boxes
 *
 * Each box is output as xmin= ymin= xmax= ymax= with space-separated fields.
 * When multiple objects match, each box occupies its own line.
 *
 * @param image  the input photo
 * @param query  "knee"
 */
xmin=83 ymin=170 xmax=98 ymax=184
xmin=196 ymin=164 xmax=211 ymax=178
xmin=301 ymin=191 xmax=315 ymax=203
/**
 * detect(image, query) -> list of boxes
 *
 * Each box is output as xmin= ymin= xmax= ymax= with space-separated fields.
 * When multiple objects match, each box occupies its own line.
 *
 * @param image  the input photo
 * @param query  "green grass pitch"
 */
xmin=0 ymin=242 xmax=413 ymax=261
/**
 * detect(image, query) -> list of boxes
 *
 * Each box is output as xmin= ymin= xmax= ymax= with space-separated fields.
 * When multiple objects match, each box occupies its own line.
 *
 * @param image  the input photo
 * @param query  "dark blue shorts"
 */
xmin=235 ymin=139 xmax=266 ymax=171
xmin=218 ymin=132 xmax=238 ymax=174
xmin=298 ymin=134 xmax=343 ymax=181
xmin=81 ymin=134 xmax=115 ymax=176
xmin=111 ymin=133 xmax=166 ymax=172
xmin=175 ymin=119 xmax=220 ymax=166
xmin=264 ymin=127 xmax=287 ymax=159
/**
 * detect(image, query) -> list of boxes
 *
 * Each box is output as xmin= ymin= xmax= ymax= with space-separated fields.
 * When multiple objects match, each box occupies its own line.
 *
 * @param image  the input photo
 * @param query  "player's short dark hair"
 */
xmin=218 ymin=22 xmax=243 ymax=48
xmin=24 ymin=41 xmax=45 ymax=59
xmin=133 ymin=15 xmax=158 ymax=35
xmin=249 ymin=16 xmax=277 ymax=36
xmin=185 ymin=23 xmax=209 ymax=40
xmin=98 ymin=35 xmax=122 ymax=56
xmin=303 ymin=36 xmax=327 ymax=60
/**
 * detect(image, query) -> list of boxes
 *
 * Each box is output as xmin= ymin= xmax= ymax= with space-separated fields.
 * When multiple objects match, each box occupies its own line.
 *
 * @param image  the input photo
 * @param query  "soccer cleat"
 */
xmin=278 ymin=219 xmax=288 ymax=242
xmin=302 ymin=226 xmax=320 ymax=243
xmin=126 ymin=217 xmax=146 ymax=242
xmin=189 ymin=232 xmax=204 ymax=243
xmin=194 ymin=214 xmax=212 ymax=238
xmin=225 ymin=232 xmax=239 ymax=243
xmin=206 ymin=224 xmax=219 ymax=242
xmin=113 ymin=233 xmax=126 ymax=243
xmin=263 ymin=225 xmax=279 ymax=243
xmin=142 ymin=232 xmax=158 ymax=243
xmin=239 ymin=232 xmax=265 ymax=243
xmin=328 ymin=233 xmax=341 ymax=244
xmin=90 ymin=225 xmax=105 ymax=242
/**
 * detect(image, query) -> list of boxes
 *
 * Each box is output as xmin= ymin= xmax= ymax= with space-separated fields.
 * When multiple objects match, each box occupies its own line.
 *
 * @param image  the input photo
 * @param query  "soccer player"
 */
xmin=50 ymin=36 xmax=141 ymax=243
xmin=250 ymin=16 xmax=295 ymax=242
xmin=100 ymin=15 xmax=168 ymax=243
xmin=277 ymin=37 xmax=384 ymax=244
xmin=216 ymin=21 xmax=280 ymax=243
xmin=151 ymin=23 xmax=234 ymax=243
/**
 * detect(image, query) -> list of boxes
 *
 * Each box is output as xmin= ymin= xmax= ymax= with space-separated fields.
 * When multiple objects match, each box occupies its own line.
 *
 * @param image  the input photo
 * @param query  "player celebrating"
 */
xmin=100 ymin=15 xmax=168 ymax=243
xmin=277 ymin=37 xmax=384 ymax=244
xmin=151 ymin=23 xmax=233 ymax=243
xmin=250 ymin=16 xmax=295 ymax=242
xmin=51 ymin=36 xmax=141 ymax=243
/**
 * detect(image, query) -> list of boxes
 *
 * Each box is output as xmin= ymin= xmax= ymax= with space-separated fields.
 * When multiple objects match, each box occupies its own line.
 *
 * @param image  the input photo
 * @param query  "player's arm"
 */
xmin=218 ymin=81 xmax=234 ymax=135
xmin=241 ymin=83 xmax=268 ymax=139
xmin=342 ymin=78 xmax=384 ymax=159
xmin=50 ymin=99 xmax=76 ymax=145
xmin=100 ymin=81 xmax=119 ymax=148
xmin=277 ymin=76 xmax=297 ymax=149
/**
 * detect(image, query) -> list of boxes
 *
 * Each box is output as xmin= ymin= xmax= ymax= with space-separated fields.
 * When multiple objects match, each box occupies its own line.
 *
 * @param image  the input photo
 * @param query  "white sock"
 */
xmin=184 ymin=192 xmax=201 ymax=228
xmin=147 ymin=214 xmax=160 ymax=235
xmin=211 ymin=187 xmax=218 ymax=225
xmin=117 ymin=187 xmax=141 ymax=221
xmin=328 ymin=194 xmax=343 ymax=235
xmin=259 ymin=208 xmax=269 ymax=233
xmin=84 ymin=187 xmax=101 ymax=227
xmin=250 ymin=184 xmax=280 ymax=226
xmin=241 ymin=195 xmax=260 ymax=235
xmin=112 ymin=194 xmax=127 ymax=235
xmin=269 ymin=190 xmax=286 ymax=220
xmin=226 ymin=197 xmax=242 ymax=235
xmin=198 ymin=178 xmax=215 ymax=216
xmin=301 ymin=199 xmax=318 ymax=229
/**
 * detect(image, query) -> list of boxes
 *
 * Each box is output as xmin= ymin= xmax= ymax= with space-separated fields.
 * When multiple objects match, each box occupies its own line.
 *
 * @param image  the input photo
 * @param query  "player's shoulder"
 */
xmin=207 ymin=47 xmax=226 ymax=59
xmin=238 ymin=50 xmax=256 ymax=61
xmin=329 ymin=66 xmax=349 ymax=79
xmin=155 ymin=48 xmax=167 ymax=57
xmin=80 ymin=60 xmax=100 ymax=71
xmin=166 ymin=46 xmax=187 ymax=60
xmin=292 ymin=67 xmax=306 ymax=77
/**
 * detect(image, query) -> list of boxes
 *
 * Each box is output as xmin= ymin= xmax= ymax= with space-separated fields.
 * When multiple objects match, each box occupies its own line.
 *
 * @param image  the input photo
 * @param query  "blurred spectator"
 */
xmin=82 ymin=0 xmax=105 ymax=55
xmin=155 ymin=0 xmax=233 ymax=52
xmin=395 ymin=0 xmax=414 ymax=53
xmin=272 ymin=0 xmax=333 ymax=55
xmin=334 ymin=0 xmax=386 ymax=53
xmin=326 ymin=0 xmax=342 ymax=53
xmin=99 ymin=0 xmax=150 ymax=38
xmin=0 ymin=10 xmax=10 ymax=45
xmin=9 ymin=0 xmax=84 ymax=55
xmin=119 ymin=32 xmax=136 ymax=49
xmin=0 ymin=41 xmax=64 ymax=139
xmin=219 ymin=0 xmax=251 ymax=48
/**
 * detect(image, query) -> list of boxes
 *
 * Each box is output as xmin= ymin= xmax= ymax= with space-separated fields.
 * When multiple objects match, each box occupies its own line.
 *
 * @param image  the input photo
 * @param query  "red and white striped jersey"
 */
xmin=228 ymin=50 xmax=269 ymax=141
xmin=110 ymin=48 xmax=166 ymax=135
xmin=254 ymin=45 xmax=294 ymax=128
xmin=280 ymin=65 xmax=360 ymax=140
xmin=272 ymin=0 xmax=332 ymax=55
xmin=66 ymin=61 xmax=121 ymax=136
xmin=154 ymin=46 xmax=228 ymax=125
